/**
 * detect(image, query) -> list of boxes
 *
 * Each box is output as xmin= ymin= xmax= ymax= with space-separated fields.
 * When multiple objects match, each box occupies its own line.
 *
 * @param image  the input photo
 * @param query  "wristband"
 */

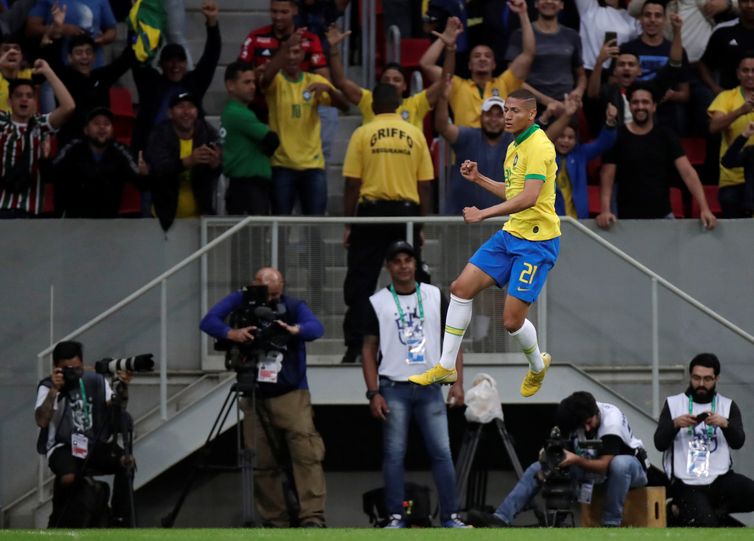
xmin=366 ymin=390 xmax=380 ymax=400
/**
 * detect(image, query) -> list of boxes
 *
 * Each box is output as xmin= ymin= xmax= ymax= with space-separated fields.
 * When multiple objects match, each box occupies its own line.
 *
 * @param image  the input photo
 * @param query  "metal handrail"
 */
xmin=386 ymin=24 xmax=400 ymax=64
xmin=561 ymin=216 xmax=754 ymax=417
xmin=29 ymin=214 xmax=753 ymax=505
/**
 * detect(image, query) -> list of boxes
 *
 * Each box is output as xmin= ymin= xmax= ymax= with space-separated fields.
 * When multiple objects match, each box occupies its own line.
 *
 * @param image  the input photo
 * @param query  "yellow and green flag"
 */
xmin=128 ymin=0 xmax=167 ymax=63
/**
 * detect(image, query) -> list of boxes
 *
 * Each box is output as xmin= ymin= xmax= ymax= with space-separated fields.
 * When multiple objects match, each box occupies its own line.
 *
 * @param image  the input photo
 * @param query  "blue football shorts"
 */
xmin=468 ymin=230 xmax=560 ymax=303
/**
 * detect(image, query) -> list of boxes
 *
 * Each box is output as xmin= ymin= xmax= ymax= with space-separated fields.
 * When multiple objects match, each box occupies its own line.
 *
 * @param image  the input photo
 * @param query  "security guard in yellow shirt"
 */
xmin=341 ymin=83 xmax=435 ymax=363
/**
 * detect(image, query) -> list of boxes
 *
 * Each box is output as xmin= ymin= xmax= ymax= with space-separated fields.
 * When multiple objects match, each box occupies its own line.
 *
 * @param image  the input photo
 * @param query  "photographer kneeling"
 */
xmin=469 ymin=391 xmax=648 ymax=527
xmin=35 ymin=341 xmax=134 ymax=528
xmin=200 ymin=266 xmax=327 ymax=528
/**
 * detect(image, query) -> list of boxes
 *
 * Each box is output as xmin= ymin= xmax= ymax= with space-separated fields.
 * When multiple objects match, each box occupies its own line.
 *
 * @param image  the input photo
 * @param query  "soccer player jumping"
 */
xmin=409 ymin=88 xmax=560 ymax=397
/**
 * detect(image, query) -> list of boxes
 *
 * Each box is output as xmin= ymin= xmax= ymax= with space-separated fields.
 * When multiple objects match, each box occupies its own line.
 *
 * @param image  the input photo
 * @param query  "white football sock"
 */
xmin=439 ymin=294 xmax=473 ymax=370
xmin=509 ymin=318 xmax=544 ymax=372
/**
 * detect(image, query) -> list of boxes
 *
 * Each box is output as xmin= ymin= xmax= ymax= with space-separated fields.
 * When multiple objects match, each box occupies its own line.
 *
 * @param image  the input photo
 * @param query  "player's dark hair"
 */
xmin=689 ymin=353 xmax=721 ymax=376
xmin=53 ymin=341 xmax=84 ymax=365
xmin=382 ymin=62 xmax=406 ymax=81
xmin=372 ymin=82 xmax=401 ymax=114
xmin=738 ymin=50 xmax=754 ymax=68
xmin=555 ymin=391 xmax=599 ymax=434
xmin=68 ymin=33 xmax=96 ymax=53
xmin=225 ymin=60 xmax=255 ymax=82
xmin=626 ymin=80 xmax=658 ymax=103
xmin=506 ymin=88 xmax=537 ymax=109
xmin=641 ymin=0 xmax=667 ymax=14
xmin=0 ymin=33 xmax=22 ymax=46
xmin=8 ymin=78 xmax=34 ymax=97
xmin=616 ymin=48 xmax=640 ymax=62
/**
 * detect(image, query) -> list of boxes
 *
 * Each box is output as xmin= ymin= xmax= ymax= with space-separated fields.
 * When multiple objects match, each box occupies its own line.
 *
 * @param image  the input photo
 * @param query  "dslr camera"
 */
xmin=215 ymin=285 xmax=290 ymax=375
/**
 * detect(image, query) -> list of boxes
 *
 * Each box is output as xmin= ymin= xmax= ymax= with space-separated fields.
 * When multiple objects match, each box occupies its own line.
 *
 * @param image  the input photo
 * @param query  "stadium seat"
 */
xmin=587 ymin=185 xmax=601 ymax=217
xmin=119 ymin=183 xmax=142 ymax=217
xmin=681 ymin=137 xmax=706 ymax=166
xmin=691 ymin=184 xmax=722 ymax=218
xmin=109 ymin=87 xmax=135 ymax=146
xmin=400 ymin=38 xmax=431 ymax=69
xmin=670 ymin=187 xmax=684 ymax=218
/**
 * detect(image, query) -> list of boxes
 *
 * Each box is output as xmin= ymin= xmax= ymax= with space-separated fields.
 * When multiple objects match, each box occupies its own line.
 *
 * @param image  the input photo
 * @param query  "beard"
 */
xmin=482 ymin=127 xmax=503 ymax=140
xmin=686 ymin=384 xmax=716 ymax=403
xmin=87 ymin=136 xmax=109 ymax=149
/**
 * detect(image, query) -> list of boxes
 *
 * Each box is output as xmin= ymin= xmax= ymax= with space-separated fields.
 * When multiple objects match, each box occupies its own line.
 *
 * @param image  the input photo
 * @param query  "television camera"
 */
xmin=214 ymin=285 xmax=290 ymax=391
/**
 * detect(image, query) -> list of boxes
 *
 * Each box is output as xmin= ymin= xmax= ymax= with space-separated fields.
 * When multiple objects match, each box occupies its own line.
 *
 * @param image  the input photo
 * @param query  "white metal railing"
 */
xmin=30 ymin=215 xmax=754 ymax=504
xmin=386 ymin=24 xmax=401 ymax=64
xmin=562 ymin=217 xmax=754 ymax=417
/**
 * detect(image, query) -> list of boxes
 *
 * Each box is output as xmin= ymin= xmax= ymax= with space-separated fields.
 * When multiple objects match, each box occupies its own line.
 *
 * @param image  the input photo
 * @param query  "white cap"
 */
xmin=481 ymin=96 xmax=505 ymax=112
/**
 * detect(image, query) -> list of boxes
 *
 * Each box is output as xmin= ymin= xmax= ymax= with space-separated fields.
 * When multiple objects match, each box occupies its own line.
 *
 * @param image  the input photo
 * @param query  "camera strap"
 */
xmin=688 ymin=395 xmax=716 ymax=439
xmin=78 ymin=378 xmax=91 ymax=428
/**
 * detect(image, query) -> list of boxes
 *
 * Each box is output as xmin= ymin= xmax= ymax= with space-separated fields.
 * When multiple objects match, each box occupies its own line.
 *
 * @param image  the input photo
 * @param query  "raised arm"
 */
xmin=424 ymin=17 xmax=463 ymax=107
xmin=588 ymin=39 xmax=619 ymax=99
xmin=434 ymin=75 xmax=460 ymax=143
xmin=545 ymin=94 xmax=580 ymax=141
xmin=261 ymin=28 xmax=304 ymax=89
xmin=457 ymin=161 xmax=510 ymax=210
xmin=325 ymin=24 xmax=363 ymax=105
xmin=419 ymin=16 xmax=463 ymax=85
xmin=720 ymin=122 xmax=754 ymax=169
xmin=507 ymin=0 xmax=534 ymax=82
xmin=34 ymin=59 xmax=74 ymax=129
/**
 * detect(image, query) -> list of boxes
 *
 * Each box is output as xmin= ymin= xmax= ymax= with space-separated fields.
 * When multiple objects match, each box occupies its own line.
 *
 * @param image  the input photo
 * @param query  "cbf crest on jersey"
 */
xmin=513 ymin=154 xmax=519 ymax=167
xmin=303 ymin=89 xmax=312 ymax=101
xmin=492 ymin=88 xmax=500 ymax=97
xmin=401 ymin=110 xmax=410 ymax=120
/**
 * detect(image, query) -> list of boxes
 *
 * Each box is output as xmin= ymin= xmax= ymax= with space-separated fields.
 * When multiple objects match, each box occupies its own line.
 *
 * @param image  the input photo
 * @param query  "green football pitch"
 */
xmin=1 ymin=529 xmax=754 ymax=541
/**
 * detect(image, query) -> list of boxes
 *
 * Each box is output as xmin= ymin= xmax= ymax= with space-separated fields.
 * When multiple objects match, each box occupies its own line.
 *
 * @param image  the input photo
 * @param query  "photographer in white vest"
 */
xmin=654 ymin=353 xmax=754 ymax=526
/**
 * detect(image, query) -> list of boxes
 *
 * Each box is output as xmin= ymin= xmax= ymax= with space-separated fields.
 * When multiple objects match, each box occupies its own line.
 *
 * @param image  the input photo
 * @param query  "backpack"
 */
xmin=362 ymin=481 xmax=432 ymax=527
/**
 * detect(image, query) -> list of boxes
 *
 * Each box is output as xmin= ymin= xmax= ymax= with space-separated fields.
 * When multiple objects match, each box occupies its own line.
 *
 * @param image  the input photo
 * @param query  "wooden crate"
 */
xmin=580 ymin=486 xmax=666 ymax=527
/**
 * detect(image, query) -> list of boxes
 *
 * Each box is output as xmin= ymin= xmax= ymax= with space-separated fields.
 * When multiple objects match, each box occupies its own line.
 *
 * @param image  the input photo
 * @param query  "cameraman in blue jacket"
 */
xmin=200 ymin=266 xmax=327 ymax=528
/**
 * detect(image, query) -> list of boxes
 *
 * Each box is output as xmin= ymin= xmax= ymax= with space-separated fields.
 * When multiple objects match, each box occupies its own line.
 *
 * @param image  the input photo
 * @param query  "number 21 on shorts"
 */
xmin=519 ymin=262 xmax=538 ymax=285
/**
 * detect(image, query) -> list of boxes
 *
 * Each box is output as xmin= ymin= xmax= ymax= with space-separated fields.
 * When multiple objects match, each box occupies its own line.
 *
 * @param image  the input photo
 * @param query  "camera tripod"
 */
xmin=161 ymin=375 xmax=299 ymax=527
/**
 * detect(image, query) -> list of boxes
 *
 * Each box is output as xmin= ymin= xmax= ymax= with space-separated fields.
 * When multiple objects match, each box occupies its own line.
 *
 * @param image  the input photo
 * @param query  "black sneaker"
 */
xmin=466 ymin=509 xmax=511 ymax=528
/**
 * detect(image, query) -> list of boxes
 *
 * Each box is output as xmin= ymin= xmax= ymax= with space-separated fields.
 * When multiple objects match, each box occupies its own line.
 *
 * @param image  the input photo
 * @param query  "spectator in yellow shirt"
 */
xmin=0 ymin=36 xmax=33 ymax=112
xmin=419 ymin=0 xmax=535 ymax=128
xmin=261 ymin=28 xmax=349 ymax=215
xmin=326 ymin=17 xmax=463 ymax=130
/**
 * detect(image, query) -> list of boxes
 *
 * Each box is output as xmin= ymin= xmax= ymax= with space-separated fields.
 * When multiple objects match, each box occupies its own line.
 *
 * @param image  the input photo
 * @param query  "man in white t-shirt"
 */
xmin=470 ymin=391 xmax=648 ymax=527
xmin=361 ymin=241 xmax=469 ymax=529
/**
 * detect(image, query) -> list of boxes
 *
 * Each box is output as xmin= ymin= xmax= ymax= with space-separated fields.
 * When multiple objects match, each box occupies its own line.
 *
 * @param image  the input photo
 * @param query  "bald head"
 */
xmin=254 ymin=267 xmax=285 ymax=300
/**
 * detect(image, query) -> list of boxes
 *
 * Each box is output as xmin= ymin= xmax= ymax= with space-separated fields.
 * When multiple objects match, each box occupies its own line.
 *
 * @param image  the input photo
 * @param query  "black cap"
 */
xmin=385 ymin=240 xmax=416 ymax=262
xmin=85 ymin=106 xmax=114 ymax=123
xmin=159 ymin=43 xmax=187 ymax=63
xmin=169 ymin=92 xmax=198 ymax=108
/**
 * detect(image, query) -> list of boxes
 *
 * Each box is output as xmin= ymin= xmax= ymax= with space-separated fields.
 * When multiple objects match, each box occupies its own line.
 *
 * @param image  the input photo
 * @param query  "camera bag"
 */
xmin=362 ymin=481 xmax=432 ymax=527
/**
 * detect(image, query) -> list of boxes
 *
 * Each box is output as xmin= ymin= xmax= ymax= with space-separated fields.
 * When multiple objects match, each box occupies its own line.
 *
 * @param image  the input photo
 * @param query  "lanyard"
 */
xmin=688 ymin=394 xmax=716 ymax=439
xmin=389 ymin=283 xmax=424 ymax=328
xmin=78 ymin=378 xmax=91 ymax=429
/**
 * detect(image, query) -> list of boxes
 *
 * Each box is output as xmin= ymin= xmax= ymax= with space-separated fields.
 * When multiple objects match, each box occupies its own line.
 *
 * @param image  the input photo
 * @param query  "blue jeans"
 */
xmin=380 ymin=379 xmax=459 ymax=521
xmin=495 ymin=455 xmax=647 ymax=526
xmin=271 ymin=167 xmax=327 ymax=215
xmin=318 ymin=105 xmax=338 ymax=164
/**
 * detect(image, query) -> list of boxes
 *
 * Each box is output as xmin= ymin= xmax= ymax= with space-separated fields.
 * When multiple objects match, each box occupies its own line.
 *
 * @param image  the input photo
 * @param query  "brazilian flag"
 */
xmin=129 ymin=0 xmax=167 ymax=63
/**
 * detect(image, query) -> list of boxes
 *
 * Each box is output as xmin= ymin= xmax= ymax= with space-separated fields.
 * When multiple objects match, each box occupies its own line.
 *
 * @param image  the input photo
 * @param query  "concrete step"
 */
xmin=185 ymin=12 xmax=267 ymax=50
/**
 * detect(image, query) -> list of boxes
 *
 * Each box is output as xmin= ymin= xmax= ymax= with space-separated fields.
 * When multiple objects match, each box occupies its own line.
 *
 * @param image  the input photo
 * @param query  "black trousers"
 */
xmin=718 ymin=184 xmax=754 ymax=219
xmin=670 ymin=470 xmax=754 ymax=526
xmin=226 ymin=176 xmax=271 ymax=216
xmin=48 ymin=442 xmax=131 ymax=526
xmin=342 ymin=199 xmax=430 ymax=350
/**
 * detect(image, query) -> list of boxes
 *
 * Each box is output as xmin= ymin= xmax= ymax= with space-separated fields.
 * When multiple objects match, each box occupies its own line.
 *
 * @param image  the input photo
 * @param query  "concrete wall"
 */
xmin=2 ymin=218 xmax=754 ymax=513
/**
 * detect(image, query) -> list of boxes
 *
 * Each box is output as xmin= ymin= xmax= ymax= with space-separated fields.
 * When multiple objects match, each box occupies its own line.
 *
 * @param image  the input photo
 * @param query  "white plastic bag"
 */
xmin=463 ymin=373 xmax=504 ymax=424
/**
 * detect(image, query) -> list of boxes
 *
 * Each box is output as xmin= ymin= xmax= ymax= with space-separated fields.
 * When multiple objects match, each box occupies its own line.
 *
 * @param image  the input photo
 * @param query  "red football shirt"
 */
xmin=238 ymin=25 xmax=327 ymax=72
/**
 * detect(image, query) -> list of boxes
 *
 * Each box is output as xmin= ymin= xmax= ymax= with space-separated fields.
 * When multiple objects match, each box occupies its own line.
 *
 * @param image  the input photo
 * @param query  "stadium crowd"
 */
xmin=0 ymin=0 xmax=750 ymax=222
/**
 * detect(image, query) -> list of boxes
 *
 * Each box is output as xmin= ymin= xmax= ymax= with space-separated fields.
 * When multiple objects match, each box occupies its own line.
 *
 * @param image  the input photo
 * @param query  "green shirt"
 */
xmin=220 ymin=99 xmax=273 ymax=179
